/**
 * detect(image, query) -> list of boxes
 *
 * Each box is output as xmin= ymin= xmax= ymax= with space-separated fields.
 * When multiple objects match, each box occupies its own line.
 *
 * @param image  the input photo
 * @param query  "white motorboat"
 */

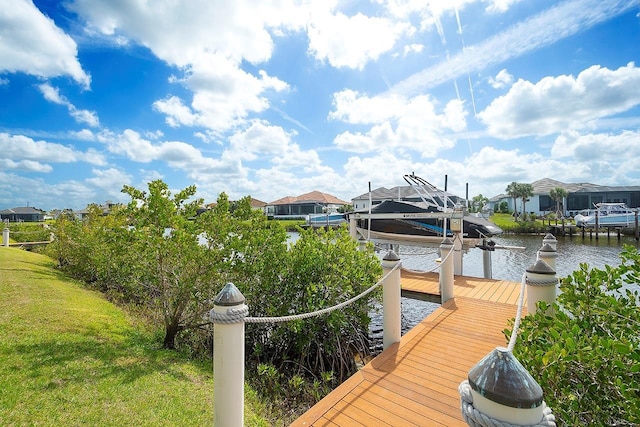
xmin=574 ymin=202 xmax=637 ymax=228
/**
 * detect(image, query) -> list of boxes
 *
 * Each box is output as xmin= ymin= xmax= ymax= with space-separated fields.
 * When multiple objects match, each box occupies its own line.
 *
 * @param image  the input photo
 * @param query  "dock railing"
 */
xmin=209 ymin=233 xmax=560 ymax=426
xmin=209 ymin=249 xmax=405 ymax=426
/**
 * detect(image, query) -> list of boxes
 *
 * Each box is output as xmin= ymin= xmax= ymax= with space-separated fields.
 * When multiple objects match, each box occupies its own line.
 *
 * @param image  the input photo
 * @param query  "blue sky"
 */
xmin=1 ymin=0 xmax=639 ymax=211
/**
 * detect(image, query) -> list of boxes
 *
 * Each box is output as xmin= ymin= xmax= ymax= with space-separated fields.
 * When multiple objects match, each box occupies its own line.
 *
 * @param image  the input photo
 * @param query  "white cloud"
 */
xmin=0 ymin=77 xmax=9 ymax=86
xmin=0 ymin=159 xmax=53 ymax=173
xmin=388 ymin=0 xmax=636 ymax=97
xmin=307 ymin=11 xmax=408 ymax=70
xmin=68 ymin=0 xmax=296 ymax=133
xmin=403 ymin=43 xmax=424 ymax=56
xmin=38 ymin=83 xmax=100 ymax=127
xmin=0 ymin=132 xmax=106 ymax=165
xmin=485 ymin=0 xmax=523 ymax=14
xmin=331 ymin=92 xmax=467 ymax=157
xmin=153 ymin=56 xmax=289 ymax=132
xmin=0 ymin=1 xmax=90 ymax=87
xmin=551 ymin=130 xmax=640 ymax=161
xmin=99 ymin=129 xmax=243 ymax=183
xmin=0 ymin=172 xmax=97 ymax=210
xmin=85 ymin=168 xmax=132 ymax=193
xmin=478 ymin=63 xmax=640 ymax=138
xmin=487 ymin=69 xmax=513 ymax=89
xmin=228 ymin=120 xmax=293 ymax=161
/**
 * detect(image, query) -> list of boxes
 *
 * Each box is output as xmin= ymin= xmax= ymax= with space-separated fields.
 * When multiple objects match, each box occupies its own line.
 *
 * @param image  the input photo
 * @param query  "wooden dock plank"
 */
xmin=293 ymin=277 xmax=525 ymax=427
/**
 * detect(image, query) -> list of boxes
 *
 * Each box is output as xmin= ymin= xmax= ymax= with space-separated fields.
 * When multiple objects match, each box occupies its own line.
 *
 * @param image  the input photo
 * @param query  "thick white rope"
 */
xmin=210 ymin=262 xmax=401 ymax=324
xmin=459 ymin=380 xmax=556 ymax=427
xmin=508 ymin=272 xmax=527 ymax=351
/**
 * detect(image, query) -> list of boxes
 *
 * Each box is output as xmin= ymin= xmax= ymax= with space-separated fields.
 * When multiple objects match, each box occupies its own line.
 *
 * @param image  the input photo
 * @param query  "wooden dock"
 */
xmin=292 ymin=271 xmax=526 ymax=426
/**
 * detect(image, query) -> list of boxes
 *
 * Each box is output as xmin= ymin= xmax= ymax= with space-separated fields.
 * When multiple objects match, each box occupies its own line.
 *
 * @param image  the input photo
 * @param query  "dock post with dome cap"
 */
xmin=537 ymin=242 xmax=558 ymax=272
xmin=542 ymin=233 xmax=557 ymax=250
xmin=526 ymin=259 xmax=558 ymax=315
xmin=210 ymin=283 xmax=248 ymax=427
xmin=459 ymin=346 xmax=556 ymax=426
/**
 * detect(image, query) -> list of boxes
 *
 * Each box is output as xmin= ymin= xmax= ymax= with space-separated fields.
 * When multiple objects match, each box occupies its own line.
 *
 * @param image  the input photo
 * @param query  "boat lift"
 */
xmin=350 ymin=173 xmax=524 ymax=279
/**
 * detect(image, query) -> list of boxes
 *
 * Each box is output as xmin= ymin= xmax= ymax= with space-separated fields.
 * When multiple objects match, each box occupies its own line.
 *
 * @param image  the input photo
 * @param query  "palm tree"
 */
xmin=505 ymin=182 xmax=520 ymax=221
xmin=549 ymin=187 xmax=567 ymax=218
xmin=471 ymin=194 xmax=489 ymax=213
xmin=518 ymin=183 xmax=534 ymax=220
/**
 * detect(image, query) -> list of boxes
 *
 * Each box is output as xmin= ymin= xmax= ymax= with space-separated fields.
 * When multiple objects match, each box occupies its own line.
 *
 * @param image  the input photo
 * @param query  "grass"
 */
xmin=490 ymin=212 xmax=558 ymax=233
xmin=0 ymin=247 xmax=272 ymax=426
xmin=267 ymin=218 xmax=305 ymax=231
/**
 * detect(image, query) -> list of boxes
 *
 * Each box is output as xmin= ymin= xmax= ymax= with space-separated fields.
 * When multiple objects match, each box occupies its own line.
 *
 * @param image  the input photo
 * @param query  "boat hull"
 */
xmin=352 ymin=200 xmax=503 ymax=243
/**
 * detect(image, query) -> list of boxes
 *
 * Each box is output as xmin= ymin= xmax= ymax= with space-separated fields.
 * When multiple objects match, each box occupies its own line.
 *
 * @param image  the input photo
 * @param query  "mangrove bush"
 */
xmin=507 ymin=245 xmax=640 ymax=426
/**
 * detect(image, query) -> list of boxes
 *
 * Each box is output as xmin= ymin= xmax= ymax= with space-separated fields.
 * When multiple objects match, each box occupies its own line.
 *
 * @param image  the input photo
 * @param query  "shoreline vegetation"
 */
xmin=3 ymin=196 xmax=638 ymax=425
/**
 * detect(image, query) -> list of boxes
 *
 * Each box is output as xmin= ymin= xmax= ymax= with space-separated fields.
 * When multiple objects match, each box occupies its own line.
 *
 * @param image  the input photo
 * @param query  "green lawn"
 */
xmin=0 ymin=247 xmax=270 ymax=426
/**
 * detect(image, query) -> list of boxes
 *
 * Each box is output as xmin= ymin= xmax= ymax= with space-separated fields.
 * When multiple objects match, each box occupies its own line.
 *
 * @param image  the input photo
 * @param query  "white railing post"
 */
xmin=381 ymin=250 xmax=401 ymax=349
xmin=542 ymin=233 xmax=557 ymax=250
xmin=210 ymin=283 xmax=247 ymax=427
xmin=2 ymin=227 xmax=9 ymax=247
xmin=537 ymin=243 xmax=558 ymax=272
xmin=526 ymin=260 xmax=558 ymax=315
xmin=439 ymin=238 xmax=455 ymax=303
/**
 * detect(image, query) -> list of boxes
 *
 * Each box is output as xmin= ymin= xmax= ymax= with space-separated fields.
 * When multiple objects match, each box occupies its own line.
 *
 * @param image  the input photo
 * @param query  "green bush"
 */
xmin=507 ymin=245 xmax=640 ymax=426
xmin=6 ymin=222 xmax=51 ymax=243
xmin=47 ymin=180 xmax=383 ymax=422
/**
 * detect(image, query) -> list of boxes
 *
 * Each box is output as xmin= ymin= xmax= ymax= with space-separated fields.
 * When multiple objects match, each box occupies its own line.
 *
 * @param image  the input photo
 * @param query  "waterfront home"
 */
xmin=0 ymin=206 xmax=46 ymax=222
xmin=488 ymin=178 xmax=640 ymax=217
xmin=266 ymin=191 xmax=349 ymax=219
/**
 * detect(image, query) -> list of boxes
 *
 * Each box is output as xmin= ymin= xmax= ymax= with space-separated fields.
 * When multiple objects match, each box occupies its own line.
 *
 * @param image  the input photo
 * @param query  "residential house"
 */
xmin=488 ymin=178 xmax=640 ymax=217
xmin=0 ymin=206 xmax=46 ymax=222
xmin=266 ymin=191 xmax=349 ymax=218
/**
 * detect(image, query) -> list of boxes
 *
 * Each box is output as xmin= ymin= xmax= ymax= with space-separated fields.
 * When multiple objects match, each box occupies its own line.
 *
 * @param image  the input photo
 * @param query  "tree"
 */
xmin=505 ymin=182 xmax=520 ymax=221
xmin=508 ymin=246 xmax=640 ymax=425
xmin=549 ymin=187 xmax=567 ymax=218
xmin=517 ymin=183 xmax=534 ymax=219
xmin=120 ymin=180 xmax=218 ymax=349
xmin=471 ymin=194 xmax=489 ymax=213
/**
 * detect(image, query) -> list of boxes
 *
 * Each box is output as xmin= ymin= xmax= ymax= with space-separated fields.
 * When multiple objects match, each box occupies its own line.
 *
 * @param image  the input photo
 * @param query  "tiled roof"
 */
xmin=269 ymin=191 xmax=348 ymax=206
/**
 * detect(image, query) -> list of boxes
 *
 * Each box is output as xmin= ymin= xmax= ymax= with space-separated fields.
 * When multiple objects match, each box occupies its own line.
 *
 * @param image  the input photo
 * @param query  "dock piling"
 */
xmin=381 ymin=250 xmax=401 ymax=349
xmin=439 ymin=238 xmax=455 ymax=303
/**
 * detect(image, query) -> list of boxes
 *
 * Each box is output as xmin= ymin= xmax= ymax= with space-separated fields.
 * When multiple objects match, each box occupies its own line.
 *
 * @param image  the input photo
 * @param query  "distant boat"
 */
xmin=349 ymin=173 xmax=503 ymax=246
xmin=574 ymin=202 xmax=637 ymax=228
xmin=305 ymin=213 xmax=347 ymax=228
xmin=351 ymin=199 xmax=503 ymax=245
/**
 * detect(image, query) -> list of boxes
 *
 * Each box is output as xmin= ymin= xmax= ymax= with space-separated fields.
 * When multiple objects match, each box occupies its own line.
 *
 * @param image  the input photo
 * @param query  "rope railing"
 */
xmin=211 ymin=262 xmax=401 ymax=325
xmin=400 ymin=242 xmax=455 ymax=275
xmin=458 ymin=242 xmax=559 ymax=427
xmin=507 ymin=272 xmax=527 ymax=351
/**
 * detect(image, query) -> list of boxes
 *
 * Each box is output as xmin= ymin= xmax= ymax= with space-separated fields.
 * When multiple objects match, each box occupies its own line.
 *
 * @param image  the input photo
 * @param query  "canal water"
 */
xmin=368 ymin=233 xmax=640 ymax=352
xmin=288 ymin=232 xmax=640 ymax=351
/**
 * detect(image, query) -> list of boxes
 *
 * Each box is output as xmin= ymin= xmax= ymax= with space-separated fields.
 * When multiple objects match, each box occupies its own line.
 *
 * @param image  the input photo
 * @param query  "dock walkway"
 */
xmin=292 ymin=271 xmax=525 ymax=426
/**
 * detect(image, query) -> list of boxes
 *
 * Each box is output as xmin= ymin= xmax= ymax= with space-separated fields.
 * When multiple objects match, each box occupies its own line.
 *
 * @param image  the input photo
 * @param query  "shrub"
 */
xmin=507 ymin=245 xmax=640 ymax=426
